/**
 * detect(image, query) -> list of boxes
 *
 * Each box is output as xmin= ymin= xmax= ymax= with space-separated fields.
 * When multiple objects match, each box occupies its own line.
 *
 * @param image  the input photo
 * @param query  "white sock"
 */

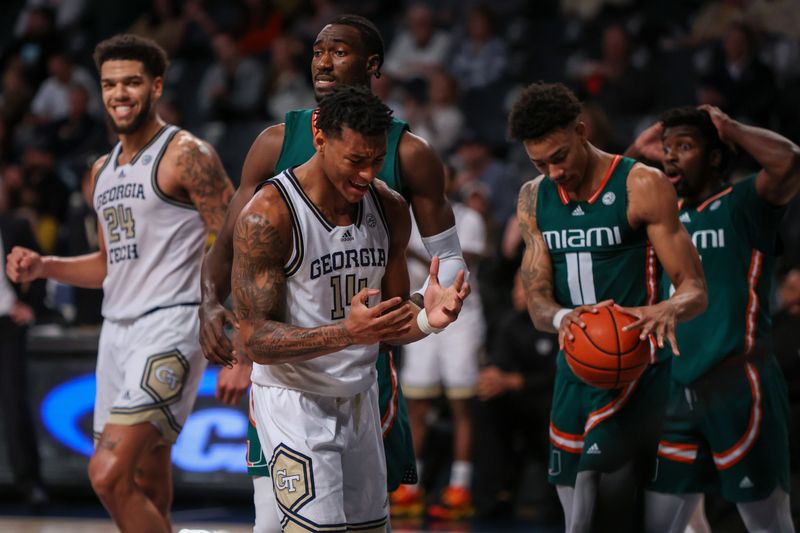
xmin=450 ymin=460 xmax=472 ymax=489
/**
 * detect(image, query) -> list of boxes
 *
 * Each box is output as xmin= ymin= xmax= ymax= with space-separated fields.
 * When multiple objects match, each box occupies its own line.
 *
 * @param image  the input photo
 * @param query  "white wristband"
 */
xmin=417 ymin=308 xmax=444 ymax=335
xmin=552 ymin=308 xmax=571 ymax=330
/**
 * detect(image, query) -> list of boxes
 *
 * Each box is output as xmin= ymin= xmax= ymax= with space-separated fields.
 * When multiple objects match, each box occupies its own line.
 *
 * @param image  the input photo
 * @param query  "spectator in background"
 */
xmin=1 ymin=6 xmax=61 ymax=87
xmin=1 ymin=56 xmax=35 ymax=130
xmin=403 ymin=69 xmax=464 ymax=156
xmin=30 ymin=51 xmax=100 ymax=124
xmin=128 ymin=0 xmax=188 ymax=58
xmin=473 ymin=269 xmax=558 ymax=518
xmin=697 ymin=22 xmax=777 ymax=127
xmin=0 ymin=179 xmax=47 ymax=508
xmin=449 ymin=5 xmax=507 ymax=91
xmin=237 ymin=0 xmax=284 ymax=58
xmin=197 ymin=32 xmax=265 ymax=123
xmin=371 ymin=71 xmax=407 ymax=120
xmin=384 ymin=4 xmax=451 ymax=83
xmin=264 ymin=35 xmax=315 ymax=122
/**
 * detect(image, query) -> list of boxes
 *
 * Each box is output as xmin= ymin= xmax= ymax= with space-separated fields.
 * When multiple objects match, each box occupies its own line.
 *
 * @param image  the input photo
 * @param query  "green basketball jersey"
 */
xmin=663 ymin=176 xmax=785 ymax=384
xmin=274 ymin=108 xmax=409 ymax=195
xmin=537 ymin=155 xmax=659 ymax=381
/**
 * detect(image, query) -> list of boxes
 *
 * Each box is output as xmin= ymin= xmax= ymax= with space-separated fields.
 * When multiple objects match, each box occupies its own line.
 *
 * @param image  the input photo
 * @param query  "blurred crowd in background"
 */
xmin=1 ymin=0 xmax=799 ymax=522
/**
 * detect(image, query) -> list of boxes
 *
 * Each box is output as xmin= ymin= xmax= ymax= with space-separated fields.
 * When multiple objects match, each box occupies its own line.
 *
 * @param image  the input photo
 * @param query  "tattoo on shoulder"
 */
xmin=176 ymin=138 xmax=232 ymax=231
xmin=517 ymin=178 xmax=542 ymax=239
xmin=231 ymin=212 xmax=287 ymax=321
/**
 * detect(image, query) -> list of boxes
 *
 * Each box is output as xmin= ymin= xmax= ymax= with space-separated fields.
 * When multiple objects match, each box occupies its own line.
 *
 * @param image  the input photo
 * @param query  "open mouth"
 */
xmin=111 ymin=103 xmax=136 ymax=121
xmin=314 ymin=76 xmax=337 ymax=90
xmin=664 ymin=168 xmax=683 ymax=185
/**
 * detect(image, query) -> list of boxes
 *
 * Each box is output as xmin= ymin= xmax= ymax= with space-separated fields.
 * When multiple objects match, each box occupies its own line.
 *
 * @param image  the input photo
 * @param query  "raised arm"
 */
xmin=700 ymin=105 xmax=800 ymax=205
xmin=200 ymin=124 xmax=284 ymax=365
xmin=7 ymin=156 xmax=108 ymax=289
xmin=398 ymin=132 xmax=465 ymax=304
xmin=626 ymin=164 xmax=708 ymax=353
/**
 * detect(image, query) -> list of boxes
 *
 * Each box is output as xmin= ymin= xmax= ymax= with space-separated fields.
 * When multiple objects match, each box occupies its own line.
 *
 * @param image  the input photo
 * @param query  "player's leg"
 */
xmin=707 ymin=358 xmax=794 ymax=532
xmin=644 ymin=491 xmax=704 ymax=533
xmin=134 ymin=441 xmax=173 ymax=517
xmin=88 ymin=422 xmax=170 ymax=532
xmin=428 ymin=321 xmax=481 ymax=520
xmin=252 ymin=475 xmax=281 ymax=533
xmin=736 ymin=488 xmax=794 ymax=533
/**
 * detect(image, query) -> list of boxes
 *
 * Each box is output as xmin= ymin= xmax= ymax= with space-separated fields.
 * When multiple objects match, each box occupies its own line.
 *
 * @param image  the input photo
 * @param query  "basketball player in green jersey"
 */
xmin=510 ymin=83 xmax=708 ymax=533
xmin=199 ymin=15 xmax=467 ymax=530
xmin=626 ymin=107 xmax=799 ymax=532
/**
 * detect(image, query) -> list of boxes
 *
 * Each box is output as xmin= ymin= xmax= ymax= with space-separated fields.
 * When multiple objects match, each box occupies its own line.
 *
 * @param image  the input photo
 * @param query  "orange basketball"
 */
xmin=563 ymin=306 xmax=650 ymax=389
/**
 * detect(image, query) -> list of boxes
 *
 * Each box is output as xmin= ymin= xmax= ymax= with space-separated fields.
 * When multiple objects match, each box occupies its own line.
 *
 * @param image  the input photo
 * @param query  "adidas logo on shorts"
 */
xmin=340 ymin=229 xmax=354 ymax=242
xmin=586 ymin=443 xmax=602 ymax=455
xmin=739 ymin=476 xmax=754 ymax=489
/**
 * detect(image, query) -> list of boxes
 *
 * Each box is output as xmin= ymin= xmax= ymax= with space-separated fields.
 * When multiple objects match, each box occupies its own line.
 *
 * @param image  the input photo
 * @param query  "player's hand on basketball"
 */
xmin=631 ymin=121 xmax=664 ymax=162
xmin=615 ymin=302 xmax=680 ymax=355
xmin=215 ymin=353 xmax=251 ymax=405
xmin=557 ymin=300 xmax=614 ymax=350
xmin=200 ymin=300 xmax=237 ymax=367
xmin=422 ymin=256 xmax=471 ymax=329
xmin=6 ymin=246 xmax=43 ymax=283
xmin=343 ymin=288 xmax=412 ymax=344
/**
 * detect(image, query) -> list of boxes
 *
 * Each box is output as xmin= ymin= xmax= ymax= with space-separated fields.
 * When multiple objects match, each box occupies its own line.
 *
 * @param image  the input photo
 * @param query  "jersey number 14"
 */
xmin=330 ymin=274 xmax=368 ymax=320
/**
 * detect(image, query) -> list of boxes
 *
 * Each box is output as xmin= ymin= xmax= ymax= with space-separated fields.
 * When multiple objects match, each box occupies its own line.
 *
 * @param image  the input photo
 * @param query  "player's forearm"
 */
xmin=239 ymin=320 xmax=354 ymax=364
xmin=525 ymin=291 xmax=563 ymax=334
xmin=41 ymin=252 xmax=106 ymax=288
xmin=384 ymin=304 xmax=428 ymax=345
xmin=201 ymin=236 xmax=234 ymax=305
xmin=666 ymin=277 xmax=708 ymax=322
xmin=723 ymin=119 xmax=800 ymax=184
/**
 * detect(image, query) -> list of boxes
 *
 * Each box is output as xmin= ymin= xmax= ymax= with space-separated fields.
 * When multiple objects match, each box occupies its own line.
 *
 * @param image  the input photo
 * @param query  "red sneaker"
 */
xmin=427 ymin=486 xmax=474 ymax=520
xmin=389 ymin=484 xmax=425 ymax=517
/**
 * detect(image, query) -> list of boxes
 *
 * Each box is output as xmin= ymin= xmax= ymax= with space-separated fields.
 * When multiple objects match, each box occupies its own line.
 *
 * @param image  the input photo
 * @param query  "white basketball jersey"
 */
xmin=250 ymin=168 xmax=391 ymax=397
xmin=93 ymin=125 xmax=207 ymax=320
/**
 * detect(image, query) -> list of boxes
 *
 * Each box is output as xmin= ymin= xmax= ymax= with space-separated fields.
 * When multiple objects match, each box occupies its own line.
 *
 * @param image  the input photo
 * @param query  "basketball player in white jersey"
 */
xmin=231 ymin=85 xmax=469 ymax=531
xmin=6 ymin=34 xmax=234 ymax=532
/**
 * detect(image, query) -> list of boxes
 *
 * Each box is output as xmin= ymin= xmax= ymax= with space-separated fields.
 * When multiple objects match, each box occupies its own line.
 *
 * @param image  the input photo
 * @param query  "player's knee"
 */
xmin=88 ymin=451 xmax=130 ymax=503
xmin=136 ymin=469 xmax=171 ymax=514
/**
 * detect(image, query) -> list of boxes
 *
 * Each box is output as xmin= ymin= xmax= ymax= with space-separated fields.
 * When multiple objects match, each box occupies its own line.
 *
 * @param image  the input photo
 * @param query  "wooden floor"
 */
xmin=0 ymin=517 xmax=251 ymax=533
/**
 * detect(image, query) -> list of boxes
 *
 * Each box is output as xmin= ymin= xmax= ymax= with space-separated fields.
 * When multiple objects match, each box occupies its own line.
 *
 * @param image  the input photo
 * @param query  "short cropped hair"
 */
xmin=330 ymin=14 xmax=385 ymax=72
xmin=509 ymin=82 xmax=582 ymax=141
xmin=93 ymin=34 xmax=169 ymax=78
xmin=316 ymin=85 xmax=393 ymax=139
xmin=660 ymin=107 xmax=734 ymax=174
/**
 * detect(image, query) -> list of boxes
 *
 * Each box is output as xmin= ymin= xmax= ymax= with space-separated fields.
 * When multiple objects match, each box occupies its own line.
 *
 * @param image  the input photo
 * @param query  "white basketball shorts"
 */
xmin=251 ymin=381 xmax=388 ymax=532
xmin=94 ymin=304 xmax=206 ymax=443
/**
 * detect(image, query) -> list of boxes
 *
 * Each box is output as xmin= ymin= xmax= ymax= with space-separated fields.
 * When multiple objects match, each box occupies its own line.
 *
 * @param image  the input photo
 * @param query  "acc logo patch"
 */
xmin=141 ymin=350 xmax=189 ymax=403
xmin=602 ymin=191 xmax=616 ymax=206
xmin=141 ymin=154 xmax=153 ymax=165
xmin=366 ymin=213 xmax=377 ymax=228
xmin=710 ymin=199 xmax=721 ymax=211
xmin=270 ymin=444 xmax=315 ymax=511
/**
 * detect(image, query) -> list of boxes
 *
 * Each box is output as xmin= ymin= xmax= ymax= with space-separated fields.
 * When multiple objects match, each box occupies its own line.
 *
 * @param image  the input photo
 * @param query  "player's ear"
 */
xmin=709 ymin=148 xmax=722 ymax=169
xmin=366 ymin=54 xmax=380 ymax=78
xmin=313 ymin=130 xmax=326 ymax=154
xmin=575 ymin=119 xmax=587 ymax=139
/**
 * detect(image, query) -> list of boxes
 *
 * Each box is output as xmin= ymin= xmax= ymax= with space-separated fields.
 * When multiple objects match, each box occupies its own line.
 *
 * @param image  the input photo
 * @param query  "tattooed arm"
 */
xmin=164 ymin=131 xmax=235 ymax=234
xmin=517 ymin=177 xmax=560 ymax=332
xmin=231 ymin=187 xmax=409 ymax=365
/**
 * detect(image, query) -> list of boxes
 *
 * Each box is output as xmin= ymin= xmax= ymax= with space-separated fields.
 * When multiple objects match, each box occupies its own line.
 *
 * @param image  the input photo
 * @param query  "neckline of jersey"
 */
xmin=113 ymin=124 xmax=170 ymax=170
xmin=284 ymin=166 xmax=365 ymax=231
xmin=678 ymin=185 xmax=734 ymax=212
xmin=557 ymin=154 xmax=622 ymax=206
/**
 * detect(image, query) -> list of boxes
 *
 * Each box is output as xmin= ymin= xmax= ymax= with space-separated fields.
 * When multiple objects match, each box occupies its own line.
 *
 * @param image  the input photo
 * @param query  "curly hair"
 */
xmin=508 ymin=82 xmax=582 ymax=141
xmin=93 ymin=34 xmax=169 ymax=78
xmin=660 ymin=107 xmax=734 ymax=175
xmin=330 ymin=14 xmax=385 ymax=75
xmin=316 ymin=85 xmax=393 ymax=139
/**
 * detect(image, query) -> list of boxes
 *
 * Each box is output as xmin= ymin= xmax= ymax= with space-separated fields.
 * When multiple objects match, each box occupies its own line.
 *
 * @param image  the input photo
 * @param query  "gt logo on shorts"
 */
xmin=275 ymin=469 xmax=301 ymax=492
xmin=141 ymin=350 xmax=189 ymax=402
xmin=269 ymin=444 xmax=315 ymax=511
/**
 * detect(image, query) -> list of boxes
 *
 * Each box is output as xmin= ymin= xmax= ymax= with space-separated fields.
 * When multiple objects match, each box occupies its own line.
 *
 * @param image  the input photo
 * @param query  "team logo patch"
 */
xmin=141 ymin=154 xmax=153 ymax=165
xmin=141 ymin=350 xmax=189 ymax=403
xmin=602 ymin=192 xmax=616 ymax=205
xmin=270 ymin=444 xmax=315 ymax=511
xmin=710 ymin=199 xmax=721 ymax=211
xmin=366 ymin=213 xmax=377 ymax=228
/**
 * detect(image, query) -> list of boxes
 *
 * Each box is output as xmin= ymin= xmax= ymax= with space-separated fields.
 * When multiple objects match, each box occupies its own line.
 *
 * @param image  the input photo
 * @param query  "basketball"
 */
xmin=563 ymin=306 xmax=650 ymax=389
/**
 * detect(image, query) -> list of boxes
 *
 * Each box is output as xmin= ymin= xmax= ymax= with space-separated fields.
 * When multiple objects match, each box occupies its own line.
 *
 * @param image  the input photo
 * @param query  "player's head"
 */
xmin=93 ymin=34 xmax=167 ymax=134
xmin=312 ymin=15 xmax=384 ymax=101
xmin=660 ymin=107 xmax=733 ymax=199
xmin=314 ymin=85 xmax=392 ymax=202
xmin=509 ymin=82 xmax=589 ymax=190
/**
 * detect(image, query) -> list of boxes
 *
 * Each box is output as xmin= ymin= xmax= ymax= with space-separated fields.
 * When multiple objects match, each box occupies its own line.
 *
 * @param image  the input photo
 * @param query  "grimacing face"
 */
xmin=311 ymin=24 xmax=377 ymax=101
xmin=99 ymin=59 xmax=161 ymax=134
xmin=522 ymin=122 xmax=590 ymax=192
xmin=661 ymin=125 xmax=718 ymax=200
xmin=315 ymin=126 xmax=387 ymax=204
